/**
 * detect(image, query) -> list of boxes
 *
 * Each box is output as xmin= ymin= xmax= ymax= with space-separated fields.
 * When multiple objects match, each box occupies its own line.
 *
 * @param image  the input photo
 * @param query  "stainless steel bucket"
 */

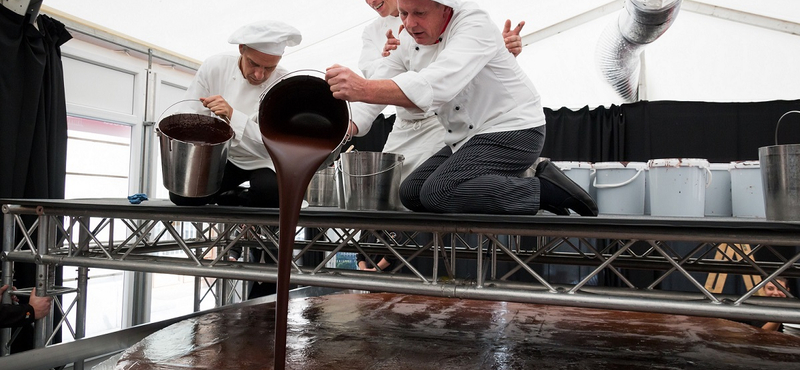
xmin=306 ymin=166 xmax=338 ymax=207
xmin=340 ymin=151 xmax=404 ymax=211
xmin=156 ymin=113 xmax=233 ymax=197
xmin=259 ymin=70 xmax=350 ymax=172
xmin=758 ymin=110 xmax=800 ymax=221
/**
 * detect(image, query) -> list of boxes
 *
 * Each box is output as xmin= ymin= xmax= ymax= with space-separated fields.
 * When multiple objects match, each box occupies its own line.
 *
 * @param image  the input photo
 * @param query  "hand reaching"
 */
xmin=503 ymin=20 xmax=526 ymax=57
xmin=382 ymin=25 xmax=404 ymax=57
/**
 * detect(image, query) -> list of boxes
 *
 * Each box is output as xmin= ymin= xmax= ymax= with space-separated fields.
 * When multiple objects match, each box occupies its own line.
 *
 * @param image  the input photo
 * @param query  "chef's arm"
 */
xmin=325 ymin=64 xmax=418 ymax=110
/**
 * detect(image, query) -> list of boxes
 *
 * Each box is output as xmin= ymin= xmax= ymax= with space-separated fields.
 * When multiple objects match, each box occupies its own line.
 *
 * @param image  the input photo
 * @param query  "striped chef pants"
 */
xmin=399 ymin=125 xmax=545 ymax=214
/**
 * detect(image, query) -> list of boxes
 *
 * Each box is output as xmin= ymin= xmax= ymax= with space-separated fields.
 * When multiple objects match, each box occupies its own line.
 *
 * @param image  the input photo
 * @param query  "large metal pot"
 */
xmin=156 ymin=112 xmax=233 ymax=197
xmin=759 ymin=110 xmax=800 ymax=221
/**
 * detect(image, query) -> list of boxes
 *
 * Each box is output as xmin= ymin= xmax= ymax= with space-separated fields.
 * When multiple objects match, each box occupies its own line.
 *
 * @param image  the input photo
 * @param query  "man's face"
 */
xmin=762 ymin=280 xmax=788 ymax=298
xmin=238 ymin=45 xmax=282 ymax=85
xmin=366 ymin=0 xmax=398 ymax=18
xmin=398 ymin=0 xmax=451 ymax=45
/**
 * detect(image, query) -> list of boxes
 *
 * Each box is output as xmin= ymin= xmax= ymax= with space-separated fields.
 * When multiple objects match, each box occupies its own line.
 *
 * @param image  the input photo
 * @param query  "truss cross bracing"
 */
xmin=3 ymin=198 xmax=800 ymax=350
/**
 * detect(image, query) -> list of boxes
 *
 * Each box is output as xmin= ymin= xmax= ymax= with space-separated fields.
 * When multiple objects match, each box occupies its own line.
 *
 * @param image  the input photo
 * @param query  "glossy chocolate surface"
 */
xmin=116 ymin=293 xmax=800 ymax=369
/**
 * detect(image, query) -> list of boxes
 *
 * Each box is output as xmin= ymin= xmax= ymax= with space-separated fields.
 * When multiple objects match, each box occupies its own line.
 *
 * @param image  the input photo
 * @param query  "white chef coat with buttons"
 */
xmin=358 ymin=15 xmax=447 ymax=181
xmin=184 ymin=52 xmax=288 ymax=171
xmin=350 ymin=1 xmax=545 ymax=152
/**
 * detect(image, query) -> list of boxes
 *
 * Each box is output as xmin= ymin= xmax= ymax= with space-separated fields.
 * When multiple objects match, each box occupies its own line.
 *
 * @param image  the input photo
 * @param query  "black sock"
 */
xmin=539 ymin=177 xmax=571 ymax=207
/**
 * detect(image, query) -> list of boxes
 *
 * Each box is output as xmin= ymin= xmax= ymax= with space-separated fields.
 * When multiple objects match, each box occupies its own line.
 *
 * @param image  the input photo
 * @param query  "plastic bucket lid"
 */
xmin=552 ymin=161 xmax=593 ymax=170
xmin=647 ymin=158 xmax=709 ymax=168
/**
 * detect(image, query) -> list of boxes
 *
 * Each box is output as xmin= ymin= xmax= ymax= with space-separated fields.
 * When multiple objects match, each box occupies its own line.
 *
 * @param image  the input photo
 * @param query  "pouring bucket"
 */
xmin=759 ymin=110 xmax=800 ymax=221
xmin=156 ymin=111 xmax=233 ymax=198
xmin=259 ymin=70 xmax=350 ymax=172
xmin=306 ymin=166 xmax=338 ymax=207
xmin=340 ymin=151 xmax=404 ymax=211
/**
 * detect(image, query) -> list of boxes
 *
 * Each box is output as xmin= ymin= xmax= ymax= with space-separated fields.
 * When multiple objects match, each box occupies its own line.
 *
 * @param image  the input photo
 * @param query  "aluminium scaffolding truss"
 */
xmin=2 ymin=197 xmax=800 ymax=359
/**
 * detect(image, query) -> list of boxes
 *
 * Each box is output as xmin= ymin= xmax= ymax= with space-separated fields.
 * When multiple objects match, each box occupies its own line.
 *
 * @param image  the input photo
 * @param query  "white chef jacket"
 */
xmin=184 ymin=52 xmax=289 ymax=171
xmin=358 ymin=15 xmax=445 ymax=181
xmin=350 ymin=1 xmax=545 ymax=152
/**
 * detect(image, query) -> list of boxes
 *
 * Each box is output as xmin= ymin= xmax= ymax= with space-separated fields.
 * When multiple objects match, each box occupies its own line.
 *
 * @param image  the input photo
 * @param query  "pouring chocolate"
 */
xmin=258 ymin=70 xmax=349 ymax=370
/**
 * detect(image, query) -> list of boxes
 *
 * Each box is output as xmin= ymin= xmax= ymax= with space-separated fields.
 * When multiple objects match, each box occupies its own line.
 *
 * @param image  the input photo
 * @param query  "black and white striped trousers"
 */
xmin=399 ymin=125 xmax=545 ymax=214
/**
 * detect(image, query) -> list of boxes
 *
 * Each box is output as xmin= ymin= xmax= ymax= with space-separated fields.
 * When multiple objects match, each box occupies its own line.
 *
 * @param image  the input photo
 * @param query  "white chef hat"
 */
xmin=430 ymin=0 xmax=461 ymax=9
xmin=228 ymin=20 xmax=302 ymax=56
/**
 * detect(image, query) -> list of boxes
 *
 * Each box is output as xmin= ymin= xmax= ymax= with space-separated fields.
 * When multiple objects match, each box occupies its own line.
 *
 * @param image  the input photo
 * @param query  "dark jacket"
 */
xmin=0 ymin=303 xmax=35 ymax=328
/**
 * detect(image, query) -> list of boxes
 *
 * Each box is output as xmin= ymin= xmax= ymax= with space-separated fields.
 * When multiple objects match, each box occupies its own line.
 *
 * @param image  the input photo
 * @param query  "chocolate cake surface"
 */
xmin=116 ymin=293 xmax=800 ymax=369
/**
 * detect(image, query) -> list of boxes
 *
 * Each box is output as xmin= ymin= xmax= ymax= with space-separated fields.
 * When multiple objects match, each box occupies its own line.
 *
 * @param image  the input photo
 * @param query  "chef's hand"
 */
xmin=382 ymin=25 xmax=403 ymax=57
xmin=199 ymin=95 xmax=233 ymax=123
xmin=325 ymin=64 xmax=367 ymax=102
xmin=503 ymin=19 xmax=525 ymax=57
xmin=28 ymin=288 xmax=52 ymax=320
xmin=0 ymin=284 xmax=20 ymax=303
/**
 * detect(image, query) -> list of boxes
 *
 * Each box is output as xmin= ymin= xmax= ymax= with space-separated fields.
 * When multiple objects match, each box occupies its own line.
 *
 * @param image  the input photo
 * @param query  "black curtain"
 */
xmin=541 ymin=104 xmax=626 ymax=162
xmin=1 ymin=7 xmax=70 ymax=352
xmin=622 ymin=100 xmax=800 ymax=162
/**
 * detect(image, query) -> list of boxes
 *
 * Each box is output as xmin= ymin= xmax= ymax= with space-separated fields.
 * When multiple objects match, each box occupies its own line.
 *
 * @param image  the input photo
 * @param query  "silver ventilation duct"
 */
xmin=596 ymin=0 xmax=683 ymax=102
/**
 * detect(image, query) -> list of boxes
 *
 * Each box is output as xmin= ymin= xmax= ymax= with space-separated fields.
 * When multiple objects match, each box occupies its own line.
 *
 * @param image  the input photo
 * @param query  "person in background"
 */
xmin=757 ymin=277 xmax=790 ymax=332
xmin=327 ymin=0 xmax=597 ymax=216
xmin=360 ymin=0 xmax=526 ymax=181
xmin=0 ymin=285 xmax=52 ymax=328
xmin=168 ymin=20 xmax=301 ymax=208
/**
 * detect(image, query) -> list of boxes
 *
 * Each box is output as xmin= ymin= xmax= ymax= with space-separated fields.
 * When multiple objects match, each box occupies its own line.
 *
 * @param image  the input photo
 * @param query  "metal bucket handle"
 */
xmin=775 ymin=110 xmax=800 ymax=145
xmin=593 ymin=168 xmax=644 ymax=189
xmin=339 ymin=160 xmax=404 ymax=178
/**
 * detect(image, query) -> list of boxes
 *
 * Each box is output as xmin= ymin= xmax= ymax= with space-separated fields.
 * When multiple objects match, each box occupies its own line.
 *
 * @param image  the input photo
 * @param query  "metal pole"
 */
xmin=73 ymin=266 xmax=89 ymax=370
xmin=33 ymin=214 xmax=50 ymax=348
xmin=1 ymin=213 xmax=15 ymax=355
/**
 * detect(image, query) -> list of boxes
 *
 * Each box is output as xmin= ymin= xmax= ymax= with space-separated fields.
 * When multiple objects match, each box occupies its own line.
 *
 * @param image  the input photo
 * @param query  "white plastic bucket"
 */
xmin=643 ymin=167 xmax=651 ymax=215
xmin=552 ymin=161 xmax=593 ymax=192
xmin=647 ymin=158 xmax=710 ymax=217
xmin=730 ymin=161 xmax=766 ymax=218
xmin=593 ymin=162 xmax=647 ymax=215
xmin=553 ymin=161 xmax=594 ymax=215
xmin=705 ymin=163 xmax=732 ymax=217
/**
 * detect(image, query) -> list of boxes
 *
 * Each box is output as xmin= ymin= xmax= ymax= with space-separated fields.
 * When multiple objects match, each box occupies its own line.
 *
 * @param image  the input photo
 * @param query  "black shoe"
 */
xmin=540 ymin=204 xmax=571 ymax=216
xmin=216 ymin=189 xmax=244 ymax=206
xmin=535 ymin=160 xmax=598 ymax=217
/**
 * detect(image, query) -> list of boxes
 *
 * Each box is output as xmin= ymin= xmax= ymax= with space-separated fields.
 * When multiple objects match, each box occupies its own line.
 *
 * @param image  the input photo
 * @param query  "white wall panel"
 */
xmin=62 ymin=55 xmax=137 ymax=116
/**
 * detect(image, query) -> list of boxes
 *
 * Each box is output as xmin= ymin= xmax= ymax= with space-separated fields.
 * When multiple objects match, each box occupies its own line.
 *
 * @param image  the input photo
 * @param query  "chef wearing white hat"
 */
xmin=326 ymin=0 xmax=597 ymax=216
xmin=170 ymin=20 xmax=301 ymax=209
xmin=357 ymin=0 xmax=525 ymax=184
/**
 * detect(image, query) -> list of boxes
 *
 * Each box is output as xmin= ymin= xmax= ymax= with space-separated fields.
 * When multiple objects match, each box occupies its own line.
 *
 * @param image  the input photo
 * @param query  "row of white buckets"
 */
xmin=553 ymin=159 xmax=771 ymax=218
xmin=558 ymin=111 xmax=800 ymax=220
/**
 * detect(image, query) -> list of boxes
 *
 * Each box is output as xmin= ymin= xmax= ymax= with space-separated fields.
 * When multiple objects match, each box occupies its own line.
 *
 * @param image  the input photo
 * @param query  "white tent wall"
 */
xmin=644 ymin=11 xmax=800 ymax=104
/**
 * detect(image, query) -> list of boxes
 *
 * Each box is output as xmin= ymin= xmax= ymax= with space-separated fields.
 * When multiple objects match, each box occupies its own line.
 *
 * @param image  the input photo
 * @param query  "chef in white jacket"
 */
xmin=328 ymin=0 xmax=597 ymax=216
xmin=359 ymin=0 xmax=525 ymax=181
xmin=170 ymin=20 xmax=301 ymax=207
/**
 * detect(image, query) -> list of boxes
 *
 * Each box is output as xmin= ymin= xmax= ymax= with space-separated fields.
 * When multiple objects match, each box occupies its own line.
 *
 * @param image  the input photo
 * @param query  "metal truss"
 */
xmin=3 ymin=199 xmax=800 ymax=356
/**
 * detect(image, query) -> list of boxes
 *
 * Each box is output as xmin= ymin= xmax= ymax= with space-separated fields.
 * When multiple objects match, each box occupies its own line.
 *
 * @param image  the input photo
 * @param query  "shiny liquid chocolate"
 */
xmin=116 ymin=293 xmax=800 ymax=370
xmin=258 ymin=74 xmax=348 ymax=370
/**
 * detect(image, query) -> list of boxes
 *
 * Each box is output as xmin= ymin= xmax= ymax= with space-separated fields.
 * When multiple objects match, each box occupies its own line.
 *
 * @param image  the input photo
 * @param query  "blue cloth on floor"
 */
xmin=127 ymin=193 xmax=148 ymax=204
